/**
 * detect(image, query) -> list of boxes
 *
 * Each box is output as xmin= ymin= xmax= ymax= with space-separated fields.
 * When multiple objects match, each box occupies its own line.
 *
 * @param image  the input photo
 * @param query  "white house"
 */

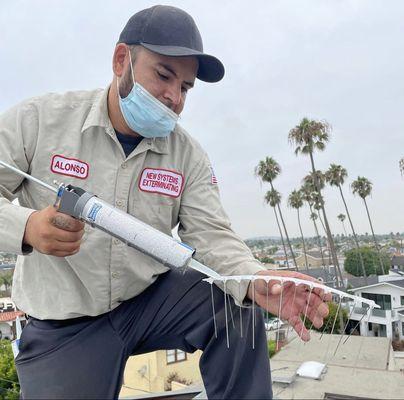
xmin=347 ymin=279 xmax=404 ymax=340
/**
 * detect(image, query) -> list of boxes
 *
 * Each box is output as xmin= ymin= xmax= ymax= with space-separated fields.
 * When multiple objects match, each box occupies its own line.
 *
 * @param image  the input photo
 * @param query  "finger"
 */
xmin=306 ymin=293 xmax=330 ymax=319
xmin=46 ymin=239 xmax=82 ymax=254
xmin=266 ymin=278 xmax=294 ymax=296
xmin=306 ymin=308 xmax=325 ymax=329
xmin=289 ymin=315 xmax=310 ymax=342
xmin=51 ymin=227 xmax=84 ymax=243
xmin=50 ymin=213 xmax=85 ymax=232
xmin=312 ymin=286 xmax=332 ymax=302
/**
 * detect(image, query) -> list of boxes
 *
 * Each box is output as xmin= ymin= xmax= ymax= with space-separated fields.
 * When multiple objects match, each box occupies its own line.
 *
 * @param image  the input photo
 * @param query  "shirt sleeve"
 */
xmin=0 ymin=101 xmax=39 ymax=255
xmin=178 ymin=152 xmax=266 ymax=305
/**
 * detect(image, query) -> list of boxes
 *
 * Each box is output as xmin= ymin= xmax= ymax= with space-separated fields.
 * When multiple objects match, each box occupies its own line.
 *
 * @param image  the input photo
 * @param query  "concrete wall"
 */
xmin=120 ymin=350 xmax=202 ymax=398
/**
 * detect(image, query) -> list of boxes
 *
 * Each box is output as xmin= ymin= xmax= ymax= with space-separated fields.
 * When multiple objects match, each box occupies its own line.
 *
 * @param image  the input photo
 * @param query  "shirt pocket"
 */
xmin=149 ymin=203 xmax=174 ymax=235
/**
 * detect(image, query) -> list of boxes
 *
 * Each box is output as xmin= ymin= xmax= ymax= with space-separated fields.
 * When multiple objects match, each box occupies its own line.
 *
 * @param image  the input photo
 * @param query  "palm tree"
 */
xmin=300 ymin=184 xmax=327 ymax=269
xmin=302 ymin=173 xmax=332 ymax=265
xmin=337 ymin=214 xmax=347 ymax=236
xmin=326 ymin=164 xmax=367 ymax=281
xmin=351 ymin=176 xmax=385 ymax=274
xmin=288 ymin=189 xmax=309 ymax=271
xmin=264 ymin=189 xmax=291 ymax=269
xmin=288 ymin=118 xmax=344 ymax=288
xmin=255 ymin=157 xmax=298 ymax=268
xmin=399 ymin=158 xmax=404 ymax=176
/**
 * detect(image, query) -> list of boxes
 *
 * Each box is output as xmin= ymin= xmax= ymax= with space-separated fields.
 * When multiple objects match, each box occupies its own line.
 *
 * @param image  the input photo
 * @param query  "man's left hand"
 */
xmin=247 ymin=270 xmax=331 ymax=341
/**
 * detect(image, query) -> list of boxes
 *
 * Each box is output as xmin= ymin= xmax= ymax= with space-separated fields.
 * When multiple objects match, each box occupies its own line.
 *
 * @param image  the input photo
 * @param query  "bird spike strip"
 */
xmin=203 ymin=275 xmax=379 ymax=354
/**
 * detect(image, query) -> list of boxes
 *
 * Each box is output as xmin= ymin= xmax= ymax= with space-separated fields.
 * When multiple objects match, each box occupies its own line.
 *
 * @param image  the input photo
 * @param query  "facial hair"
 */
xmin=118 ymin=65 xmax=134 ymax=99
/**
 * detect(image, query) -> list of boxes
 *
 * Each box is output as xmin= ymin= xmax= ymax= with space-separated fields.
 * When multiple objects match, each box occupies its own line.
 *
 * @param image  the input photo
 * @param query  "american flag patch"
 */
xmin=209 ymin=165 xmax=218 ymax=184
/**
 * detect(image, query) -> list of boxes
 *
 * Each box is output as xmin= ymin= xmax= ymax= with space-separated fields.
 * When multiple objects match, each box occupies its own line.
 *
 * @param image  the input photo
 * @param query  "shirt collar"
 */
xmin=81 ymin=85 xmax=169 ymax=155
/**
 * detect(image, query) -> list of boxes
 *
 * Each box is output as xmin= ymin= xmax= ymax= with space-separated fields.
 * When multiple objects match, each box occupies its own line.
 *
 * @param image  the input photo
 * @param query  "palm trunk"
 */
xmin=309 ymin=204 xmax=327 ymax=269
xmin=341 ymin=221 xmax=348 ymax=237
xmin=270 ymin=182 xmax=298 ymax=270
xmin=273 ymin=206 xmax=290 ymax=269
xmin=308 ymin=152 xmax=345 ymax=288
xmin=297 ymin=208 xmax=309 ymax=272
xmin=339 ymin=186 xmax=367 ymax=283
xmin=363 ymin=198 xmax=386 ymax=275
xmin=316 ymin=210 xmax=331 ymax=266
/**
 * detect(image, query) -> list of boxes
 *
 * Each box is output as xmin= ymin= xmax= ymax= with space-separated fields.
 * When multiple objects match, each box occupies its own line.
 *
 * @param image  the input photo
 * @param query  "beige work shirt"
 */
xmin=0 ymin=87 xmax=265 ymax=319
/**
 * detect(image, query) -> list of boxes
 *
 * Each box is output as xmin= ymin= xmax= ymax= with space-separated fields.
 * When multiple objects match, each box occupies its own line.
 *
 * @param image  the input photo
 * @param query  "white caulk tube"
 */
xmin=77 ymin=196 xmax=221 ymax=278
xmin=80 ymin=196 xmax=193 ymax=269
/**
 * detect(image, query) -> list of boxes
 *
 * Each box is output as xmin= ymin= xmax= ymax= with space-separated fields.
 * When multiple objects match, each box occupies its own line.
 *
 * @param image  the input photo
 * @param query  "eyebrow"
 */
xmin=157 ymin=62 xmax=195 ymax=88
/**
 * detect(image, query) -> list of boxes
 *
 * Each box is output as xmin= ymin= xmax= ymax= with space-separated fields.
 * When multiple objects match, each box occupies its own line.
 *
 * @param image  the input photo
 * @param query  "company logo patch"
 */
xmin=139 ymin=168 xmax=184 ymax=198
xmin=51 ymin=155 xmax=89 ymax=179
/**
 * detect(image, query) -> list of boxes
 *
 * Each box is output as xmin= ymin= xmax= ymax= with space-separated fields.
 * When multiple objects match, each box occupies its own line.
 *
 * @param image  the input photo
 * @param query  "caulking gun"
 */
xmin=0 ymin=160 xmax=221 ymax=279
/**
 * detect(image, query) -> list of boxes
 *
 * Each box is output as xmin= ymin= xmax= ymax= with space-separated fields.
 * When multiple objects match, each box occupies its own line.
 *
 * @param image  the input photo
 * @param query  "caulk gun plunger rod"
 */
xmin=0 ymin=160 xmax=58 ymax=193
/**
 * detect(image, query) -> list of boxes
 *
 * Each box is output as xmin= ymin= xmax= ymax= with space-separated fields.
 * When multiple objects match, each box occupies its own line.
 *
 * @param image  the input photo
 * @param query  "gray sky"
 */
xmin=1 ymin=0 xmax=404 ymax=240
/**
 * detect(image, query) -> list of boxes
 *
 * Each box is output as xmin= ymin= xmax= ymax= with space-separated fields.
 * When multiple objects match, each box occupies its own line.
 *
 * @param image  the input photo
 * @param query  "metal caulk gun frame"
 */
xmin=0 ymin=160 xmax=221 ymax=279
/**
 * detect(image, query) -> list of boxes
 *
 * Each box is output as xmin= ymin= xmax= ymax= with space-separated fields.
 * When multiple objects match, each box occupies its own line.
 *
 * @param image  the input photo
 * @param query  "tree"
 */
xmin=288 ymin=118 xmax=344 ymax=288
xmin=302 ymin=172 xmax=332 ymax=264
xmin=326 ymin=164 xmax=367 ymax=282
xmin=351 ymin=177 xmax=386 ymax=274
xmin=300 ymin=184 xmax=327 ymax=268
xmin=304 ymin=301 xmax=348 ymax=334
xmin=344 ymin=247 xmax=390 ymax=276
xmin=0 ymin=272 xmax=13 ymax=295
xmin=255 ymin=157 xmax=297 ymax=269
xmin=264 ymin=189 xmax=290 ymax=268
xmin=399 ymin=158 xmax=404 ymax=176
xmin=337 ymin=214 xmax=347 ymax=235
xmin=288 ymin=190 xmax=309 ymax=271
xmin=0 ymin=340 xmax=19 ymax=400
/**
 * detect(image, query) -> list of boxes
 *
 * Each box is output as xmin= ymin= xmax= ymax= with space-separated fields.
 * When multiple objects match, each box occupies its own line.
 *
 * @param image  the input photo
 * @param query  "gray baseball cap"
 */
xmin=118 ymin=5 xmax=225 ymax=83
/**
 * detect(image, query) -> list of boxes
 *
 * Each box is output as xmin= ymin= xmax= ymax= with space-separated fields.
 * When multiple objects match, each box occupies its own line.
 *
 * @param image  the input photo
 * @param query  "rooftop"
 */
xmin=271 ymin=332 xmax=404 ymax=399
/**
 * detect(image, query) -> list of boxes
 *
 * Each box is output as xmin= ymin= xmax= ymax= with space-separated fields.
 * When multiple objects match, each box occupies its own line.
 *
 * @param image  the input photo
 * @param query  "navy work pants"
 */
xmin=15 ymin=270 xmax=272 ymax=399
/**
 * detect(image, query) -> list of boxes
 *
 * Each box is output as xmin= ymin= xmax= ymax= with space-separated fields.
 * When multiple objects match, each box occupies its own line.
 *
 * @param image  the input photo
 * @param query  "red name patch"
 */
xmin=51 ymin=155 xmax=89 ymax=179
xmin=139 ymin=168 xmax=184 ymax=198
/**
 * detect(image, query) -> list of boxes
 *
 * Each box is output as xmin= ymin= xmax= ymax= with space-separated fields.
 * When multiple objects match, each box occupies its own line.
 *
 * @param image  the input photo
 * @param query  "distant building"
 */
xmin=347 ymin=279 xmax=404 ymax=340
xmin=391 ymin=255 xmax=404 ymax=272
xmin=295 ymin=250 xmax=331 ymax=269
xmin=303 ymin=266 xmax=337 ymax=288
xmin=119 ymin=350 xmax=202 ymax=398
xmin=0 ymin=298 xmax=26 ymax=340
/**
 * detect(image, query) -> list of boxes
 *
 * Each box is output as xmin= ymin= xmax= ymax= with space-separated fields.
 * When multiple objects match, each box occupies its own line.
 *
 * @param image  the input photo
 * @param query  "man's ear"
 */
xmin=112 ymin=43 xmax=129 ymax=77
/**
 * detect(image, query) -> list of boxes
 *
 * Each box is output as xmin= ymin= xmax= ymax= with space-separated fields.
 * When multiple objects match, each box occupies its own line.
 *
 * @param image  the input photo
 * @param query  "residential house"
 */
xmin=391 ymin=255 xmax=404 ymax=272
xmin=295 ymin=250 xmax=331 ymax=269
xmin=119 ymin=350 xmax=202 ymax=398
xmin=347 ymin=279 xmax=404 ymax=340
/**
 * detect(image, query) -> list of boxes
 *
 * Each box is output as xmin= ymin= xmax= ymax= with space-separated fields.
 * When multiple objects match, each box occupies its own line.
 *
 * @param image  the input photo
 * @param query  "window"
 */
xmin=401 ymin=296 xmax=404 ymax=306
xmin=362 ymin=293 xmax=391 ymax=310
xmin=166 ymin=349 xmax=187 ymax=364
xmin=402 ymin=322 xmax=404 ymax=336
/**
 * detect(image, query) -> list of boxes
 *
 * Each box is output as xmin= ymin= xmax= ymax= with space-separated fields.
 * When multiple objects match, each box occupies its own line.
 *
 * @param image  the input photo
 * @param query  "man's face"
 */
xmin=120 ymin=47 xmax=198 ymax=115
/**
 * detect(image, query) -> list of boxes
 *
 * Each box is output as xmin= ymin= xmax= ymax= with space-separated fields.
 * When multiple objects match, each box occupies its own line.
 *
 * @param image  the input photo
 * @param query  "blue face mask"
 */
xmin=117 ymin=52 xmax=179 ymax=138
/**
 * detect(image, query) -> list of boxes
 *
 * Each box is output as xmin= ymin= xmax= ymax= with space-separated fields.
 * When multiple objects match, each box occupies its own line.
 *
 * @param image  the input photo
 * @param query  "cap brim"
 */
xmin=141 ymin=43 xmax=225 ymax=83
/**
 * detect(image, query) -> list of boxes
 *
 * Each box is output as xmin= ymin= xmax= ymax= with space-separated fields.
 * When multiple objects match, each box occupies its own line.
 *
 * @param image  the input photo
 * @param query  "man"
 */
xmin=0 ymin=5 xmax=329 ymax=399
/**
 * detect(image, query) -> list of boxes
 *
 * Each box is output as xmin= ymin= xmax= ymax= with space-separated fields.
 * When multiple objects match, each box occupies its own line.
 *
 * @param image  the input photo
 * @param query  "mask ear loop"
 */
xmin=115 ymin=48 xmax=135 ymax=100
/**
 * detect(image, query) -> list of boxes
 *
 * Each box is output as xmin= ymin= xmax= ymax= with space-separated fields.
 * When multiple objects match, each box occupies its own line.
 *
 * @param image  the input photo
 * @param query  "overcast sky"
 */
xmin=1 ymin=0 xmax=404 ymax=240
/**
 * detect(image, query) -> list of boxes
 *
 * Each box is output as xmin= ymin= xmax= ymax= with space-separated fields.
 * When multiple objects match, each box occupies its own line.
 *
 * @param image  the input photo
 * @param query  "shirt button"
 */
xmin=121 ymin=162 xmax=127 ymax=169
xmin=111 ymin=271 xmax=120 ymax=279
xmin=113 ymin=238 xmax=120 ymax=245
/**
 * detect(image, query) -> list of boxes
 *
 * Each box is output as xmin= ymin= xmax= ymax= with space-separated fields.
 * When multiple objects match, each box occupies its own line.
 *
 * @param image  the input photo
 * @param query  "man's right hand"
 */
xmin=23 ymin=206 xmax=85 ymax=257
